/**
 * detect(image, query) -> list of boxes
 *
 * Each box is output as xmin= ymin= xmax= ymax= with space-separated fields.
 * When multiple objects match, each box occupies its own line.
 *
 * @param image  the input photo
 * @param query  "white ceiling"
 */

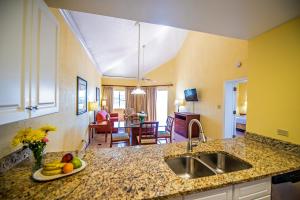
xmin=47 ymin=0 xmax=300 ymax=39
xmin=63 ymin=10 xmax=187 ymax=77
xmin=48 ymin=0 xmax=300 ymax=77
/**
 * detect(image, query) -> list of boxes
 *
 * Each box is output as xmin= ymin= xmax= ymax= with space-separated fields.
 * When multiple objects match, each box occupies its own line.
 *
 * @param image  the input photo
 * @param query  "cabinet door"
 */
xmin=233 ymin=178 xmax=271 ymax=200
xmin=0 ymin=0 xmax=31 ymax=125
xmin=183 ymin=186 xmax=233 ymax=200
xmin=31 ymin=0 xmax=59 ymax=117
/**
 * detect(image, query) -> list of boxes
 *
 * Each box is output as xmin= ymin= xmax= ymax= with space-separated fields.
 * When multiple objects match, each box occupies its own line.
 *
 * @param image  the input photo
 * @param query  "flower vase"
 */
xmin=29 ymin=142 xmax=46 ymax=172
xmin=139 ymin=116 xmax=145 ymax=123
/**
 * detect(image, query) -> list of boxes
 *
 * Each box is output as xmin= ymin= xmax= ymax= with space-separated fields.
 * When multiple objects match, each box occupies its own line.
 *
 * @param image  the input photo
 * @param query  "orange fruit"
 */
xmin=63 ymin=163 xmax=74 ymax=174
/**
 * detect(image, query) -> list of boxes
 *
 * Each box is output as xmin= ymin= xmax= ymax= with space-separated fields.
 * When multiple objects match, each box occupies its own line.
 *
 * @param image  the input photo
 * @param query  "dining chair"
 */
xmin=110 ymin=121 xmax=130 ymax=147
xmin=137 ymin=121 xmax=159 ymax=145
xmin=158 ymin=116 xmax=174 ymax=143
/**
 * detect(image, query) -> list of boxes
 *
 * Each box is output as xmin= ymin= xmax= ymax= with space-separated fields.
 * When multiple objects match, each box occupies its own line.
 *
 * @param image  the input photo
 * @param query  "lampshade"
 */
xmin=88 ymin=101 xmax=98 ymax=111
xmin=102 ymin=100 xmax=107 ymax=106
xmin=175 ymin=99 xmax=184 ymax=106
xmin=131 ymin=87 xmax=146 ymax=95
xmin=179 ymin=99 xmax=185 ymax=106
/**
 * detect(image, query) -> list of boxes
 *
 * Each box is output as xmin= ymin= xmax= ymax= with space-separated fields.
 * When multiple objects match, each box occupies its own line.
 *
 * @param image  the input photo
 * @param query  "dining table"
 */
xmin=113 ymin=120 xmax=165 ymax=146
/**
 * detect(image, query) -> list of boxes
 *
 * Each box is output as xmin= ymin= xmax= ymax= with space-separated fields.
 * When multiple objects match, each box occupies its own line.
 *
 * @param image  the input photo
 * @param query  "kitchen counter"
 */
xmin=1 ymin=136 xmax=300 ymax=200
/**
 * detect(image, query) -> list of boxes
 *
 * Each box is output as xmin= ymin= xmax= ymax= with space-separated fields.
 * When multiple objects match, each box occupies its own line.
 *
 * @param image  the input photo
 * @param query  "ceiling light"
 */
xmin=131 ymin=87 xmax=146 ymax=95
xmin=131 ymin=22 xmax=145 ymax=95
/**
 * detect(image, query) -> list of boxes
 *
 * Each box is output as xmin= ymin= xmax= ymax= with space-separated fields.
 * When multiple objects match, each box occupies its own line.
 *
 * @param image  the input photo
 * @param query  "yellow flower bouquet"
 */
xmin=12 ymin=125 xmax=56 ymax=171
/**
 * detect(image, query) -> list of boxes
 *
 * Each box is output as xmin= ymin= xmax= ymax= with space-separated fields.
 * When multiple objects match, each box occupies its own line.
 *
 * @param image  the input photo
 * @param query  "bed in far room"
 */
xmin=236 ymin=114 xmax=247 ymax=132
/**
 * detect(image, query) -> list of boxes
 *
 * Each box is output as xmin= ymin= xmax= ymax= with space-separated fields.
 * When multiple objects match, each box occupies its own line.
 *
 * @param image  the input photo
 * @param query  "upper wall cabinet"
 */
xmin=0 ymin=0 xmax=31 ymax=125
xmin=31 ymin=0 xmax=59 ymax=118
xmin=0 ymin=0 xmax=59 ymax=125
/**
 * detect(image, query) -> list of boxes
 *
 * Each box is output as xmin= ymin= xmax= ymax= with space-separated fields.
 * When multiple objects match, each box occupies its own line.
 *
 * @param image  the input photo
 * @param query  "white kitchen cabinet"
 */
xmin=30 ymin=0 xmax=59 ymax=117
xmin=0 ymin=0 xmax=31 ymax=125
xmin=181 ymin=178 xmax=271 ymax=200
xmin=0 ymin=0 xmax=59 ymax=125
xmin=183 ymin=186 xmax=233 ymax=200
xmin=233 ymin=177 xmax=271 ymax=200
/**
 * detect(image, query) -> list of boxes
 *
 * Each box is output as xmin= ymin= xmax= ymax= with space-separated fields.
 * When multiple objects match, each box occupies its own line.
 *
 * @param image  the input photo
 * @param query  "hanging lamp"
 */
xmin=131 ymin=22 xmax=146 ymax=95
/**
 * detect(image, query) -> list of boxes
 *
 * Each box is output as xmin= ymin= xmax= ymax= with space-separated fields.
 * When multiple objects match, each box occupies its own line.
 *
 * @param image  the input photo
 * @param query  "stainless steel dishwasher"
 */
xmin=272 ymin=170 xmax=300 ymax=200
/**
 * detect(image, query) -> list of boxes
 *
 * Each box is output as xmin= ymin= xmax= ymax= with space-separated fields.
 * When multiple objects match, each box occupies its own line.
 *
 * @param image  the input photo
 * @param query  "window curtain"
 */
xmin=102 ymin=86 xmax=113 ymax=113
xmin=125 ymin=87 xmax=135 ymax=109
xmin=125 ymin=87 xmax=157 ymax=121
xmin=145 ymin=87 xmax=157 ymax=121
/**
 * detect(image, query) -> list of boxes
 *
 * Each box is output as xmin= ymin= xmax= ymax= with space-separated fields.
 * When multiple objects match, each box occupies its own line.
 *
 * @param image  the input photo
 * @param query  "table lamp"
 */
xmin=88 ymin=101 xmax=99 ymax=123
xmin=175 ymin=99 xmax=185 ymax=112
xmin=174 ymin=100 xmax=180 ymax=112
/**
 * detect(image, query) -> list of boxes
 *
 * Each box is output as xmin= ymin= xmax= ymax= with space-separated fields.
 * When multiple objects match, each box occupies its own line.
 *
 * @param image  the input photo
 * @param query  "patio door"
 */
xmin=156 ymin=90 xmax=168 ymax=126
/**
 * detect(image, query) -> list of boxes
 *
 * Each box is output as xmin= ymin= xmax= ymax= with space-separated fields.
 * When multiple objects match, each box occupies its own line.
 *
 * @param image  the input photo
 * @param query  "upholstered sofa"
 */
xmin=95 ymin=110 xmax=119 ymax=133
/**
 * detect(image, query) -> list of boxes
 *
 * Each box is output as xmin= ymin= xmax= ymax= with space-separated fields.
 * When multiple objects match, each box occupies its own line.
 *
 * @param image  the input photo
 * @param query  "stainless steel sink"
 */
xmin=197 ymin=152 xmax=252 ymax=173
xmin=165 ymin=152 xmax=252 ymax=179
xmin=165 ymin=155 xmax=216 ymax=179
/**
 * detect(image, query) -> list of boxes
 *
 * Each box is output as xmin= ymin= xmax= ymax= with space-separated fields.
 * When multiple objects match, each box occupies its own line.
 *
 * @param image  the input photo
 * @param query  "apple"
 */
xmin=72 ymin=157 xmax=82 ymax=169
xmin=61 ymin=153 xmax=73 ymax=163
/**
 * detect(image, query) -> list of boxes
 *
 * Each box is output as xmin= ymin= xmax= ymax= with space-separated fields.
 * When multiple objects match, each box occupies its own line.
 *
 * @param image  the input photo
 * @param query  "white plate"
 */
xmin=32 ymin=159 xmax=87 ymax=181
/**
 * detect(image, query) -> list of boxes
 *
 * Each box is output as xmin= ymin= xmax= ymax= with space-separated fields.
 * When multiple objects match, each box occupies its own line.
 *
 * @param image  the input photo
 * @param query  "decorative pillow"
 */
xmin=96 ymin=110 xmax=107 ymax=121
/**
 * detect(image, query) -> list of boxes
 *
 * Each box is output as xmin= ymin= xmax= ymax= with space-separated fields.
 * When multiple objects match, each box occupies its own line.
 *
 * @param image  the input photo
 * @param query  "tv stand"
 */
xmin=174 ymin=112 xmax=200 ymax=138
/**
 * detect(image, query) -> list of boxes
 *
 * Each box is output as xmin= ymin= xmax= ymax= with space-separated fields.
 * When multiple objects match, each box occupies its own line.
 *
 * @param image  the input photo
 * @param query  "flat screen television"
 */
xmin=184 ymin=88 xmax=198 ymax=101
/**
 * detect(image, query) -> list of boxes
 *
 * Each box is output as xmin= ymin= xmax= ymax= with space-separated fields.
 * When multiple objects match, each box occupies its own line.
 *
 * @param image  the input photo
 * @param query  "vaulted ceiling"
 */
xmin=47 ymin=0 xmax=300 ymax=77
xmin=61 ymin=10 xmax=187 ymax=77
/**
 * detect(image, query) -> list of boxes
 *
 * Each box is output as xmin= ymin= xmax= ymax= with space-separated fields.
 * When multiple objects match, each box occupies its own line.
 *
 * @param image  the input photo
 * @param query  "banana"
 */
xmin=44 ymin=160 xmax=61 ymax=167
xmin=43 ymin=166 xmax=62 ymax=171
xmin=41 ymin=168 xmax=62 ymax=176
xmin=43 ymin=162 xmax=65 ymax=170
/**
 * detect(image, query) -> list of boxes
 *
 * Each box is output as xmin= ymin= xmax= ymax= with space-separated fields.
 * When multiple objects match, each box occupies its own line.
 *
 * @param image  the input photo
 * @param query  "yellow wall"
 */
xmin=174 ymin=31 xmax=248 ymax=139
xmin=236 ymin=82 xmax=248 ymax=115
xmin=0 ymin=8 xmax=102 ymax=158
xmin=247 ymin=17 xmax=300 ymax=144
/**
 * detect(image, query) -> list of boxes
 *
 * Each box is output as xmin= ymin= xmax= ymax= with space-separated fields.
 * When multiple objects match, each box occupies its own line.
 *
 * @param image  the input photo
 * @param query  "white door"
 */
xmin=30 ymin=0 xmax=59 ymax=117
xmin=224 ymin=81 xmax=237 ymax=138
xmin=0 ymin=0 xmax=31 ymax=125
xmin=156 ymin=90 xmax=168 ymax=126
xmin=224 ymin=79 xmax=248 ymax=138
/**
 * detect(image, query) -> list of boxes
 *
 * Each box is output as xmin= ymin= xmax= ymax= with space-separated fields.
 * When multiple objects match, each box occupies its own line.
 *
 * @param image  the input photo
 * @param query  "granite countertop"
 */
xmin=1 ymin=136 xmax=300 ymax=199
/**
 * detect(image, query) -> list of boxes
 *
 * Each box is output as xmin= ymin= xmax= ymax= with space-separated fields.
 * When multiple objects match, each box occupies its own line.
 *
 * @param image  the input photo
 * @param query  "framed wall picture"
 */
xmin=76 ymin=76 xmax=87 ymax=115
xmin=96 ymin=87 xmax=100 ymax=106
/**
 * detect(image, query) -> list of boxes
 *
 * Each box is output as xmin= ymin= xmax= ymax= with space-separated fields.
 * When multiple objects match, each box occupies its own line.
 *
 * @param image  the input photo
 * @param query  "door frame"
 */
xmin=223 ymin=77 xmax=247 ymax=138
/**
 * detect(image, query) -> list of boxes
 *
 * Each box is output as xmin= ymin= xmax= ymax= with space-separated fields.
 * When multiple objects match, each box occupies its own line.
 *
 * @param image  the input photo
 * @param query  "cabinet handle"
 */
xmin=25 ymin=106 xmax=33 ymax=110
xmin=25 ymin=106 xmax=38 ymax=110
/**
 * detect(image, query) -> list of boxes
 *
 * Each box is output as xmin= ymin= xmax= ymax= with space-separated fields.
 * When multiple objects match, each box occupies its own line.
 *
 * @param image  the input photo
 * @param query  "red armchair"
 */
xmin=95 ymin=110 xmax=119 ymax=133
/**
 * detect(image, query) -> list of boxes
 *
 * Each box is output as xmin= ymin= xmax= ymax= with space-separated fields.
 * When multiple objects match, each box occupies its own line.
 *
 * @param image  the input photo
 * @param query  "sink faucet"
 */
xmin=187 ymin=119 xmax=206 ymax=152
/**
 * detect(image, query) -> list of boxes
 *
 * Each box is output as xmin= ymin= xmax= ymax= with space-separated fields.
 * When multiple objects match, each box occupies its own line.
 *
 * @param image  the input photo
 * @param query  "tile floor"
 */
xmin=236 ymin=129 xmax=245 ymax=137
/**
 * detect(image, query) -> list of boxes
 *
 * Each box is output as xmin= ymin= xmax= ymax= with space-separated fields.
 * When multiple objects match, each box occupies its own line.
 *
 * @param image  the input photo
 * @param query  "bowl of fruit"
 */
xmin=32 ymin=153 xmax=87 ymax=181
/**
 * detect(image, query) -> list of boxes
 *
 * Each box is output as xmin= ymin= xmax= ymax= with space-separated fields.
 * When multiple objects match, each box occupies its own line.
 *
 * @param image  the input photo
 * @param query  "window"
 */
xmin=113 ymin=90 xmax=125 ymax=109
xmin=156 ymin=90 xmax=168 ymax=126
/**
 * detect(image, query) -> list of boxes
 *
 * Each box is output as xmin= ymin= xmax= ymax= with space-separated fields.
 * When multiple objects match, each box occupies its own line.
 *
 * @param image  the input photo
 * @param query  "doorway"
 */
xmin=156 ymin=89 xmax=168 ymax=126
xmin=224 ymin=78 xmax=248 ymax=138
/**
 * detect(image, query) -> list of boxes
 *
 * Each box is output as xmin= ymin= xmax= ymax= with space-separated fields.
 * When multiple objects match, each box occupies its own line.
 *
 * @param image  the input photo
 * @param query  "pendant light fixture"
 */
xmin=131 ymin=22 xmax=146 ymax=95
